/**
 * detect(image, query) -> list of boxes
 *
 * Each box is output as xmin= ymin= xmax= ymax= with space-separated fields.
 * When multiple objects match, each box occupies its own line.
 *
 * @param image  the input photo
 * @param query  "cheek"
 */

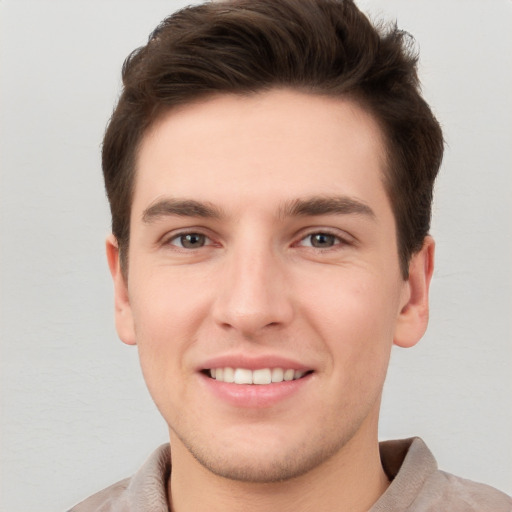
xmin=132 ymin=294 xmax=195 ymax=424
xmin=300 ymin=270 xmax=400 ymax=374
xmin=128 ymin=273 xmax=211 ymax=396
xmin=130 ymin=266 xmax=212 ymax=338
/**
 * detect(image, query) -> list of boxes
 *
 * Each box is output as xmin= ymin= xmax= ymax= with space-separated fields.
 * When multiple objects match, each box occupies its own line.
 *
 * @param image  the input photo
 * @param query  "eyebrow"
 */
xmin=280 ymin=196 xmax=375 ymax=219
xmin=141 ymin=195 xmax=375 ymax=224
xmin=142 ymin=198 xmax=224 ymax=223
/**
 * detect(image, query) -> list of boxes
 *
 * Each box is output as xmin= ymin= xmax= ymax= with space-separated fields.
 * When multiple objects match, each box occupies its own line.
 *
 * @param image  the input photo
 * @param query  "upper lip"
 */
xmin=198 ymin=354 xmax=313 ymax=372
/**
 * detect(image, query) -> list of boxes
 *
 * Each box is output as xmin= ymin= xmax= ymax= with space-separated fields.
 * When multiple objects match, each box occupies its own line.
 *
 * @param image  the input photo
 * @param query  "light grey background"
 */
xmin=1 ymin=1 xmax=511 ymax=510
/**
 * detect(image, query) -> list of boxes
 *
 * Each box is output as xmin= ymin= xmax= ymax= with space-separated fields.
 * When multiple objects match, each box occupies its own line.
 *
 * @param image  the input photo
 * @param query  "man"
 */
xmin=70 ymin=0 xmax=511 ymax=510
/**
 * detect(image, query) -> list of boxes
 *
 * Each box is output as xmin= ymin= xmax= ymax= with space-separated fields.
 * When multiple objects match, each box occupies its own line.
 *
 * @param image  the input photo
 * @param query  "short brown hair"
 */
xmin=102 ymin=0 xmax=443 ymax=277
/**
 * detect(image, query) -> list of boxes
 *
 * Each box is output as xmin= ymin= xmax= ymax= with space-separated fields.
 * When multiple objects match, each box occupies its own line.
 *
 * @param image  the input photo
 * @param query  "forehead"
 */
xmin=133 ymin=89 xmax=389 ymax=216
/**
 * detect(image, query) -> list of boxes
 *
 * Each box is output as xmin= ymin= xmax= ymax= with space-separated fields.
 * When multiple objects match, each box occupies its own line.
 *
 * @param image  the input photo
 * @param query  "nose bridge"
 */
xmin=212 ymin=234 xmax=292 ymax=335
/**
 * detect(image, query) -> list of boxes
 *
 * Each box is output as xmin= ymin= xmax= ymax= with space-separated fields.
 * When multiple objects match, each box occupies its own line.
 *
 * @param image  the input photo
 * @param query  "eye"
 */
xmin=169 ymin=232 xmax=209 ymax=249
xmin=298 ymin=232 xmax=341 ymax=248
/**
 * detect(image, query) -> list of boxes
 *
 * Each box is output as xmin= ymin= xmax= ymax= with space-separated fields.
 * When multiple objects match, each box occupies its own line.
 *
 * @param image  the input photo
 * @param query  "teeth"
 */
xmin=253 ymin=369 xmax=271 ymax=385
xmin=271 ymin=367 xmax=283 ymax=382
xmin=207 ymin=367 xmax=308 ymax=385
xmin=283 ymin=369 xmax=295 ymax=381
xmin=234 ymin=368 xmax=253 ymax=384
xmin=223 ymin=367 xmax=235 ymax=383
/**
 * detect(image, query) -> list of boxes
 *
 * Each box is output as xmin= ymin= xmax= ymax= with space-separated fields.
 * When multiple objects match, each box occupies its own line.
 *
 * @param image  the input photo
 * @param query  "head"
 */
xmin=103 ymin=0 xmax=442 ymax=487
xmin=102 ymin=0 xmax=443 ymax=279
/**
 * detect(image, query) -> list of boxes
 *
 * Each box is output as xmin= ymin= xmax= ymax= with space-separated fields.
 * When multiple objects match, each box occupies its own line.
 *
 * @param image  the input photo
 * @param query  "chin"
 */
xmin=194 ymin=448 xmax=333 ymax=483
xmin=175 ymin=425 xmax=354 ymax=484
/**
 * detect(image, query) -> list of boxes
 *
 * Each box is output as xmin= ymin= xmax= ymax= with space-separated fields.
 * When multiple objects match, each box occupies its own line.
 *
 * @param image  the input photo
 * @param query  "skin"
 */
xmin=107 ymin=89 xmax=434 ymax=512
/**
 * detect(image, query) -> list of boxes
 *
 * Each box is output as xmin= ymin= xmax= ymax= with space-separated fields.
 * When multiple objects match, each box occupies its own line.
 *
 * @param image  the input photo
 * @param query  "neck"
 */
xmin=168 ymin=421 xmax=389 ymax=512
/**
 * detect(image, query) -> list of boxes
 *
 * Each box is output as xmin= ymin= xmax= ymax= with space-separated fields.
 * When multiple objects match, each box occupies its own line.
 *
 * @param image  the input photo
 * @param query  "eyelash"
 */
xmin=295 ymin=231 xmax=348 ymax=249
xmin=165 ymin=232 xmax=215 ymax=249
xmin=163 ymin=229 xmax=350 ymax=251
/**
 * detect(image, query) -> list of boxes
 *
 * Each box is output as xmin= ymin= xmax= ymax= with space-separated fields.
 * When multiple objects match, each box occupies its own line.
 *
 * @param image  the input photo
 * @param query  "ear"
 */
xmin=106 ymin=234 xmax=136 ymax=345
xmin=394 ymin=236 xmax=435 ymax=348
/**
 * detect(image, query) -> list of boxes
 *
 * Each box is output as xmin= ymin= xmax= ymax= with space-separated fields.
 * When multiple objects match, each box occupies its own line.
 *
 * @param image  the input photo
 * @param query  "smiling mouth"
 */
xmin=204 ymin=367 xmax=313 ymax=385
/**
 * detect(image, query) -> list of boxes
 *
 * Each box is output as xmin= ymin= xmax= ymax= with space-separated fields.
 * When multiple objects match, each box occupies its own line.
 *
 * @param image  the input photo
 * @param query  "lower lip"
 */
xmin=200 ymin=373 xmax=312 ymax=408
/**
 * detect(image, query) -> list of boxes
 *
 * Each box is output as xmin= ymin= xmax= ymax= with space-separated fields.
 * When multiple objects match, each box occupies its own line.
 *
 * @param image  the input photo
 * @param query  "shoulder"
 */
xmin=419 ymin=470 xmax=512 ymax=511
xmin=67 ymin=478 xmax=130 ymax=512
xmin=67 ymin=444 xmax=171 ymax=512
xmin=374 ymin=438 xmax=512 ymax=512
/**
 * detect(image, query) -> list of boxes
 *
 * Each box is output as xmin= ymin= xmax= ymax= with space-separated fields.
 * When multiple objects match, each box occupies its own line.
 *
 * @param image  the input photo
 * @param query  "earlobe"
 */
xmin=106 ymin=235 xmax=137 ymax=346
xmin=394 ymin=236 xmax=435 ymax=348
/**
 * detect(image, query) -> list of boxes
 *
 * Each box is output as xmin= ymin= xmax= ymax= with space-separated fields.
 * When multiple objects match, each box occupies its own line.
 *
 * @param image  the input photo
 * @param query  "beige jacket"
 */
xmin=69 ymin=438 xmax=512 ymax=511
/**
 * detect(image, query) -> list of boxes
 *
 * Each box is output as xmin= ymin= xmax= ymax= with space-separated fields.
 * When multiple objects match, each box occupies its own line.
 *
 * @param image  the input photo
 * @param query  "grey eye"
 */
xmin=178 ymin=233 xmax=206 ymax=248
xmin=309 ymin=233 xmax=337 ymax=248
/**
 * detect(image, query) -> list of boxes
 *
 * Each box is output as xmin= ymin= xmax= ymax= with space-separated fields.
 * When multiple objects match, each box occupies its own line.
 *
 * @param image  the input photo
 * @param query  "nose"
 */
xmin=211 ymin=242 xmax=294 ymax=337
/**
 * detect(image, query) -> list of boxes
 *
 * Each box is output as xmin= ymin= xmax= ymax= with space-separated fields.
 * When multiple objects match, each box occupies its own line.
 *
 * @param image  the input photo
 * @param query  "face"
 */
xmin=108 ymin=89 xmax=433 ymax=483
